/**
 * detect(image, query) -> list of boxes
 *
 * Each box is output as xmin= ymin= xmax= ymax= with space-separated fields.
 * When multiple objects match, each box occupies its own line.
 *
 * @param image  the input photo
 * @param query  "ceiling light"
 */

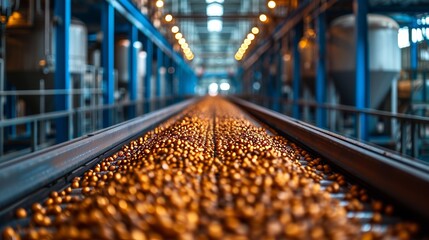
xmin=179 ymin=38 xmax=186 ymax=45
xmin=181 ymin=43 xmax=189 ymax=49
xmin=259 ymin=14 xmax=268 ymax=22
xmin=156 ymin=0 xmax=164 ymax=8
xmin=244 ymin=39 xmax=251 ymax=45
xmin=219 ymin=82 xmax=230 ymax=91
xmin=238 ymin=48 xmax=245 ymax=54
xmin=252 ymin=27 xmax=260 ymax=34
xmin=209 ymin=83 xmax=218 ymax=96
xmin=267 ymin=1 xmax=276 ymax=9
xmin=207 ymin=3 xmax=223 ymax=16
xmin=184 ymin=48 xmax=191 ymax=54
xmin=171 ymin=26 xmax=179 ymax=33
xmin=206 ymin=0 xmax=224 ymax=3
xmin=165 ymin=14 xmax=173 ymax=22
xmin=207 ymin=18 xmax=222 ymax=32
xmin=241 ymin=44 xmax=248 ymax=50
xmin=247 ymin=33 xmax=255 ymax=40
xmin=175 ymin=32 xmax=183 ymax=40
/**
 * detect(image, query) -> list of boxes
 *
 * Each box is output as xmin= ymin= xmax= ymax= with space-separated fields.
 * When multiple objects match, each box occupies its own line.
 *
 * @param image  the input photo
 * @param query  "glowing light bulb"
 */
xmin=171 ymin=26 xmax=179 ymax=33
xmin=165 ymin=14 xmax=173 ymax=22
xmin=267 ymin=1 xmax=276 ymax=9
xmin=252 ymin=27 xmax=260 ymax=35
xmin=259 ymin=14 xmax=268 ymax=22
xmin=175 ymin=32 xmax=183 ymax=40
xmin=178 ymin=38 xmax=186 ymax=45
xmin=156 ymin=0 xmax=164 ymax=8
xmin=247 ymin=33 xmax=255 ymax=40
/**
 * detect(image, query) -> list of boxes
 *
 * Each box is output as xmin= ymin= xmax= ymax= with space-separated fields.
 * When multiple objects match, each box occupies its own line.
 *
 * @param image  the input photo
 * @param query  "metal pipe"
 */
xmin=39 ymin=79 xmax=46 ymax=145
xmin=44 ymin=0 xmax=50 ymax=60
xmin=0 ymin=58 xmax=3 ymax=156
xmin=0 ymin=89 xmax=103 ymax=95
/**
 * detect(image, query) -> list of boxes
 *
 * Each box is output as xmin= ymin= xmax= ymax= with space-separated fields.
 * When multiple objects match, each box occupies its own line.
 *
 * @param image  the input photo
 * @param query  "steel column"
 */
xmin=292 ymin=22 xmax=303 ymax=119
xmin=316 ymin=12 xmax=327 ymax=129
xmin=275 ymin=41 xmax=283 ymax=112
xmin=101 ymin=1 xmax=115 ymax=127
xmin=145 ymin=37 xmax=153 ymax=112
xmin=54 ymin=0 xmax=71 ymax=143
xmin=128 ymin=25 xmax=138 ymax=119
xmin=355 ymin=0 xmax=369 ymax=141
xmin=156 ymin=46 xmax=163 ymax=106
xmin=409 ymin=24 xmax=418 ymax=80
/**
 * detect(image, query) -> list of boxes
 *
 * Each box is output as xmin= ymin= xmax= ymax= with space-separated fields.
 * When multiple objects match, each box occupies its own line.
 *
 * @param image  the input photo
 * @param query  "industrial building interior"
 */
xmin=1 ymin=0 xmax=429 ymax=239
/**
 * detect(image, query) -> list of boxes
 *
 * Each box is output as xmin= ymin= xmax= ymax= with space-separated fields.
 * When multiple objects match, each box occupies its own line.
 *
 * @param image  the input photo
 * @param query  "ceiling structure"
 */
xmin=158 ymin=0 xmax=269 ymax=76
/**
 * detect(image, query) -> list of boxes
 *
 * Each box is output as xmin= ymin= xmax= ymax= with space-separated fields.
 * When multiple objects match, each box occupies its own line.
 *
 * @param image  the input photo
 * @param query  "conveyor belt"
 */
xmin=1 ymin=97 xmax=428 ymax=239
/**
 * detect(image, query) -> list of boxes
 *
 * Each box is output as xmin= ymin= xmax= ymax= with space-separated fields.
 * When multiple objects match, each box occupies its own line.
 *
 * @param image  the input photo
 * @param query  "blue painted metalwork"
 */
xmin=268 ymin=48 xmax=277 ymax=109
xmin=101 ymin=1 xmax=115 ymax=127
xmin=316 ymin=12 xmax=326 ymax=129
xmin=145 ymin=36 xmax=153 ymax=112
xmin=272 ymin=41 xmax=282 ymax=112
xmin=54 ymin=0 xmax=71 ymax=143
xmin=355 ymin=0 xmax=369 ymax=141
xmin=128 ymin=25 xmax=138 ymax=119
xmin=106 ymin=0 xmax=193 ymax=75
xmin=292 ymin=22 xmax=302 ymax=119
xmin=409 ymin=26 xmax=418 ymax=72
xmin=156 ymin=46 xmax=163 ymax=100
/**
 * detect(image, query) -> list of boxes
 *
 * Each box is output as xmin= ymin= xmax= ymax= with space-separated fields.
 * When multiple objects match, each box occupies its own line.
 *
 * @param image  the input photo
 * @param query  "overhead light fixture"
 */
xmin=244 ymin=39 xmax=251 ymax=45
xmin=171 ymin=26 xmax=179 ymax=33
xmin=181 ymin=43 xmax=189 ymax=49
xmin=208 ymin=18 xmax=222 ymax=32
xmin=247 ymin=33 xmax=255 ymax=40
xmin=259 ymin=14 xmax=268 ymax=23
xmin=175 ymin=32 xmax=183 ymax=40
xmin=165 ymin=14 xmax=173 ymax=22
xmin=220 ymin=82 xmax=230 ymax=91
xmin=156 ymin=0 xmax=164 ymax=8
xmin=241 ymin=44 xmax=248 ymax=50
xmin=252 ymin=27 xmax=260 ymax=35
xmin=267 ymin=1 xmax=276 ymax=9
xmin=207 ymin=3 xmax=223 ymax=16
xmin=206 ymin=0 xmax=224 ymax=3
xmin=179 ymin=38 xmax=186 ymax=45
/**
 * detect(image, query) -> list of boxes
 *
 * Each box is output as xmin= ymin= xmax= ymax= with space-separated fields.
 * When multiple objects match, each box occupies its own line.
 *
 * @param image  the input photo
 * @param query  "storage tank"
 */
xmin=68 ymin=21 xmax=87 ymax=74
xmin=6 ymin=19 xmax=87 ymax=74
xmin=115 ymin=39 xmax=146 ymax=100
xmin=328 ymin=14 xmax=400 ymax=108
xmin=115 ymin=39 xmax=146 ymax=84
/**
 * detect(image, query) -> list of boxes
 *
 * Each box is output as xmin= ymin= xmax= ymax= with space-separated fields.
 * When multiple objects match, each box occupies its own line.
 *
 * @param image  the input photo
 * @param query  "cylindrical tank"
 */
xmin=115 ymin=39 xmax=144 ymax=84
xmin=6 ymin=19 xmax=87 ymax=73
xmin=328 ymin=14 xmax=401 ymax=108
xmin=69 ymin=20 xmax=87 ymax=74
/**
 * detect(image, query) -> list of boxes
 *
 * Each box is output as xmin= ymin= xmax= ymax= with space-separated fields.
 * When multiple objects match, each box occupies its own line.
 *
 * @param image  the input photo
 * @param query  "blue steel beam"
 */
xmin=145 ymin=37 xmax=153 ymax=112
xmin=355 ymin=0 xmax=369 ymax=141
xmin=273 ymin=41 xmax=282 ymax=112
xmin=409 ymin=25 xmax=418 ymax=72
xmin=128 ymin=25 xmax=138 ymax=119
xmin=165 ymin=57 xmax=172 ymax=98
xmin=292 ymin=22 xmax=303 ymax=119
xmin=101 ymin=1 xmax=115 ymax=127
xmin=316 ymin=12 xmax=327 ymax=129
xmin=54 ymin=0 xmax=71 ymax=143
xmin=156 ymin=46 xmax=163 ymax=100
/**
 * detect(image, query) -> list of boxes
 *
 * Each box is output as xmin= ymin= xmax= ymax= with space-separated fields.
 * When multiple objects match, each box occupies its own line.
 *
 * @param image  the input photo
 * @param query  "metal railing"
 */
xmin=0 ymin=96 xmax=182 ymax=162
xmin=241 ymin=95 xmax=429 ymax=162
